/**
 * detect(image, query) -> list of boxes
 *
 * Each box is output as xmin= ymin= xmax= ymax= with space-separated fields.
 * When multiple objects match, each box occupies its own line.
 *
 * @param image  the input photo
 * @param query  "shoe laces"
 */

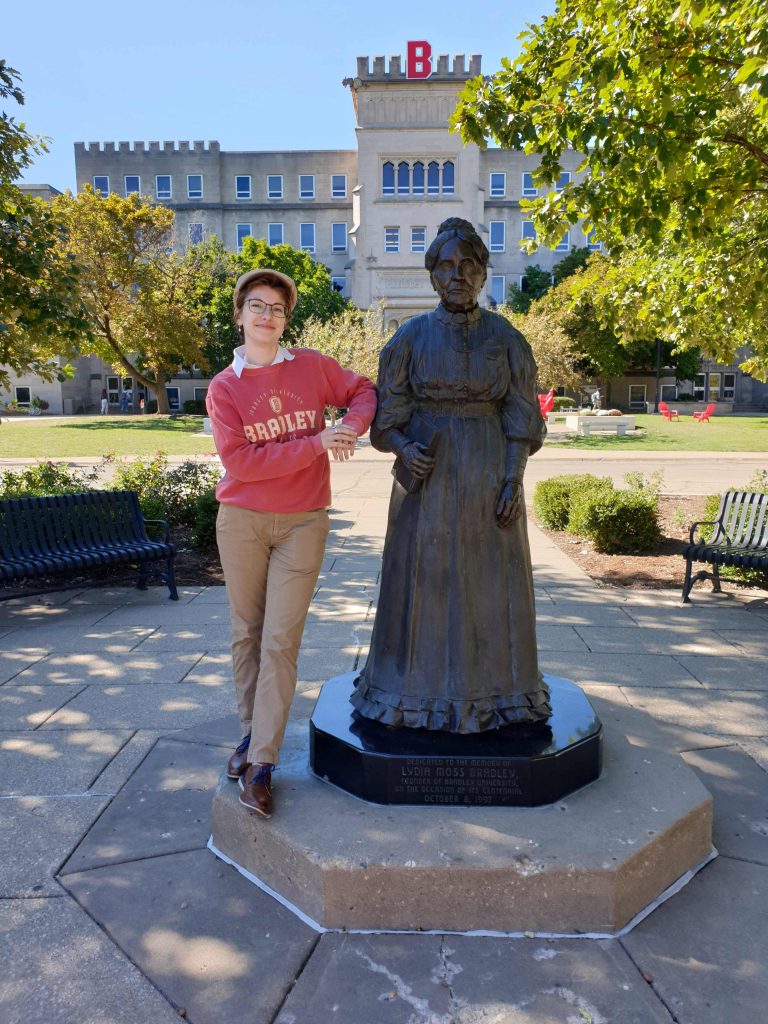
xmin=250 ymin=763 xmax=275 ymax=785
xmin=234 ymin=734 xmax=251 ymax=756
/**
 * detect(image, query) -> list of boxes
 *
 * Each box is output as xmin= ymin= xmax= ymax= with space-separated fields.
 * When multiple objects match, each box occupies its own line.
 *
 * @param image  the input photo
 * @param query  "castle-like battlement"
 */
xmin=354 ymin=53 xmax=481 ymax=81
xmin=74 ymin=140 xmax=221 ymax=155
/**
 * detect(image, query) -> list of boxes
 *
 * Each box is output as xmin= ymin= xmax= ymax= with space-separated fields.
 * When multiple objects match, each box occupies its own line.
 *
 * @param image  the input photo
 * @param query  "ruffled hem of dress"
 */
xmin=350 ymin=678 xmax=552 ymax=732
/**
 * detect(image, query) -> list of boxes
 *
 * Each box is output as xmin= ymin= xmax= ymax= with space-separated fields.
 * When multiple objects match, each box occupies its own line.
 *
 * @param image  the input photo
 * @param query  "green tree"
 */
xmin=297 ymin=302 xmax=387 ymax=381
xmin=452 ymin=0 xmax=768 ymax=373
xmin=54 ymin=186 xmax=206 ymax=413
xmin=506 ymin=264 xmax=552 ymax=313
xmin=496 ymin=305 xmax=583 ymax=391
xmin=0 ymin=61 xmax=89 ymax=389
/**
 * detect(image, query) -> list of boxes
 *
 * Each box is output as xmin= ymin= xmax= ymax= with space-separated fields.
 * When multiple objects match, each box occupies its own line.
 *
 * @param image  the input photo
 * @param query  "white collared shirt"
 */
xmin=232 ymin=344 xmax=295 ymax=378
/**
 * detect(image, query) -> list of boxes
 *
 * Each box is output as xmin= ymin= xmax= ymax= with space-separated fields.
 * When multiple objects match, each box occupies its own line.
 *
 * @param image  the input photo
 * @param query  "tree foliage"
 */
xmin=53 ymin=187 xmax=206 ymax=413
xmin=452 ymin=0 xmax=768 ymax=373
xmin=506 ymin=264 xmax=553 ymax=313
xmin=0 ymin=61 xmax=89 ymax=389
xmin=496 ymin=305 xmax=583 ymax=391
xmin=296 ymin=302 xmax=387 ymax=381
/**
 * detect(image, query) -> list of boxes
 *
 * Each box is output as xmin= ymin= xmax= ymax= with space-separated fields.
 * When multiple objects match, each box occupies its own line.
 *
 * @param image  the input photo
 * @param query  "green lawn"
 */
xmin=0 ymin=415 xmax=217 ymax=458
xmin=547 ymin=414 xmax=768 ymax=451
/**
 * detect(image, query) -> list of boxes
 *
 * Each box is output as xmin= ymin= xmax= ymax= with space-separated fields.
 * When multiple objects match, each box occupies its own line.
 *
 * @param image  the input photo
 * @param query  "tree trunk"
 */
xmin=152 ymin=374 xmax=171 ymax=414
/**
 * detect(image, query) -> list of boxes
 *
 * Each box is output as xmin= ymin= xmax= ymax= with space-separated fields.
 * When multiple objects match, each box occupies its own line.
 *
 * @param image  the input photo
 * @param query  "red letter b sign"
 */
xmin=407 ymin=40 xmax=432 ymax=79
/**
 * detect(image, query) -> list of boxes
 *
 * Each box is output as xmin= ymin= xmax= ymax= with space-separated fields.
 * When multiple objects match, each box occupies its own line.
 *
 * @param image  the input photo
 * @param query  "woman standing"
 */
xmin=207 ymin=269 xmax=376 ymax=817
xmin=351 ymin=219 xmax=550 ymax=732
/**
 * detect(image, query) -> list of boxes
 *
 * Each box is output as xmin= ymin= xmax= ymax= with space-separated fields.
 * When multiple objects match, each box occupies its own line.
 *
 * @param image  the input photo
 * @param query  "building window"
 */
xmin=300 ymin=222 xmax=316 ymax=252
xmin=587 ymin=230 xmax=602 ymax=252
xmin=267 ymin=175 xmax=283 ymax=199
xmin=397 ymin=161 xmax=410 ymax=195
xmin=707 ymin=372 xmax=721 ymax=401
xmin=489 ymin=172 xmax=506 ymax=197
xmin=268 ymin=223 xmax=284 ymax=246
xmin=428 ymin=161 xmax=440 ymax=195
xmin=156 ymin=175 xmax=172 ymax=200
xmin=187 ymin=175 xmax=203 ymax=199
xmin=193 ymin=386 xmax=208 ymax=403
xmin=489 ymin=221 xmax=506 ymax=253
xmin=331 ymin=276 xmax=346 ymax=294
xmin=555 ymin=230 xmax=570 ymax=252
xmin=385 ymin=227 xmax=400 ymax=253
xmin=382 ymin=162 xmax=395 ymax=196
xmin=411 ymin=226 xmax=427 ymax=253
xmin=235 ymin=175 xmax=251 ymax=200
xmin=723 ymin=373 xmax=736 ymax=400
xmin=299 ymin=174 xmax=315 ymax=199
xmin=490 ymin=275 xmax=506 ymax=306
xmin=331 ymin=174 xmax=347 ymax=198
xmin=557 ymin=171 xmax=571 ymax=191
xmin=166 ymin=387 xmax=180 ymax=412
xmin=93 ymin=175 xmax=109 ymax=195
xmin=522 ymin=173 xmax=537 ymax=198
xmin=660 ymin=384 xmax=678 ymax=402
xmin=14 ymin=385 xmax=31 ymax=406
xmin=521 ymin=220 xmax=537 ymax=243
xmin=188 ymin=222 xmax=203 ymax=245
xmin=412 ymin=161 xmax=425 ymax=195
xmin=694 ymin=373 xmax=706 ymax=401
xmin=442 ymin=161 xmax=455 ymax=195
xmin=124 ymin=175 xmax=140 ymax=195
xmin=628 ymin=385 xmax=647 ymax=410
xmin=107 ymin=375 xmax=120 ymax=404
xmin=332 ymin=222 xmax=347 ymax=253
xmin=236 ymin=223 xmax=252 ymax=251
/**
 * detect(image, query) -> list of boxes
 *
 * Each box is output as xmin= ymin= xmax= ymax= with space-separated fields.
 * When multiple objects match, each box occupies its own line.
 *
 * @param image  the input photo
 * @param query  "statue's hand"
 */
xmin=496 ymin=480 xmax=524 ymax=529
xmin=400 ymin=442 xmax=436 ymax=480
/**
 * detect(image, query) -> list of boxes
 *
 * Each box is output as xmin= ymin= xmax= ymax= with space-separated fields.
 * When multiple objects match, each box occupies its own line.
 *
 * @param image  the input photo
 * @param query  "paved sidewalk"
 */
xmin=1 ymin=454 xmax=767 ymax=1024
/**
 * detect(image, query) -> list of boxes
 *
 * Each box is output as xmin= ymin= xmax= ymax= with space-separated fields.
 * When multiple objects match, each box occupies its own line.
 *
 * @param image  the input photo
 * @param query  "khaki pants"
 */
xmin=216 ymin=504 xmax=329 ymax=765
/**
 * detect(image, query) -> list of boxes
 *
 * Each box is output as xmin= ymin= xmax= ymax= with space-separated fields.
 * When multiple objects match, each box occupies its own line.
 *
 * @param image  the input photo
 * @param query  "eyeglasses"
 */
xmin=244 ymin=298 xmax=289 ymax=319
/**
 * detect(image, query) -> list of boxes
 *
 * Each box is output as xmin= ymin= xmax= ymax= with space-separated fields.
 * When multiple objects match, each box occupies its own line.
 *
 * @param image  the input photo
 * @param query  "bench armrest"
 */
xmin=143 ymin=517 xmax=172 ymax=542
xmin=688 ymin=519 xmax=719 ymax=544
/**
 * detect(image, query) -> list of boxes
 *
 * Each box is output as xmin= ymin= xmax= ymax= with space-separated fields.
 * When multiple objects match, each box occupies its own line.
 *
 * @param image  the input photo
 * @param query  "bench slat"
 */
xmin=682 ymin=490 xmax=768 ymax=602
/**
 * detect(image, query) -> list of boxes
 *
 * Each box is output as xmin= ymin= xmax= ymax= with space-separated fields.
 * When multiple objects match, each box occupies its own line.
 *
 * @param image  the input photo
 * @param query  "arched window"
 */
xmin=382 ymin=162 xmax=395 ymax=196
xmin=412 ymin=161 xmax=425 ymax=195
xmin=397 ymin=161 xmax=410 ymax=195
xmin=442 ymin=161 xmax=455 ymax=195
xmin=427 ymin=161 xmax=440 ymax=195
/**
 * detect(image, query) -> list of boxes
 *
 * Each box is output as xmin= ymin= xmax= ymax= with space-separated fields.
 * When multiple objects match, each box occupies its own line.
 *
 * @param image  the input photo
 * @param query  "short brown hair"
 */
xmin=233 ymin=268 xmax=297 ymax=321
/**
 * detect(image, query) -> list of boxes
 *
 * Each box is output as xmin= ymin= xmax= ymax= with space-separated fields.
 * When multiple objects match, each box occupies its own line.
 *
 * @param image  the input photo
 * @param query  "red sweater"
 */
xmin=207 ymin=349 xmax=377 ymax=513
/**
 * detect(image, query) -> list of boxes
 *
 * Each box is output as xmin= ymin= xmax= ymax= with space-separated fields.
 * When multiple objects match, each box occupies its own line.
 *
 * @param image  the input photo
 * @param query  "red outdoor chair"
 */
xmin=692 ymin=402 xmax=716 ymax=423
xmin=538 ymin=390 xmax=555 ymax=417
xmin=659 ymin=401 xmax=679 ymax=421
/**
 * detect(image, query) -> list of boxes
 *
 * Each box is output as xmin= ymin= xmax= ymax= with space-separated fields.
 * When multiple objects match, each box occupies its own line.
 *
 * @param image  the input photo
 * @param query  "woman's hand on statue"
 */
xmin=320 ymin=423 xmax=358 ymax=461
xmin=401 ymin=442 xmax=436 ymax=479
xmin=496 ymin=480 xmax=524 ymax=529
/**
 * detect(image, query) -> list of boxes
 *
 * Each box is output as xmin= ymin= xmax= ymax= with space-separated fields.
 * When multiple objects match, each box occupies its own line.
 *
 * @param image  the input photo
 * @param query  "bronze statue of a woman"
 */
xmin=350 ymin=218 xmax=552 ymax=732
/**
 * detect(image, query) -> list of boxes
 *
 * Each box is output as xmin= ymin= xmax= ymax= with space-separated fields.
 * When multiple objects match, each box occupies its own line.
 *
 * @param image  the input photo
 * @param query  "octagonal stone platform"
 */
xmin=210 ymin=723 xmax=714 ymax=934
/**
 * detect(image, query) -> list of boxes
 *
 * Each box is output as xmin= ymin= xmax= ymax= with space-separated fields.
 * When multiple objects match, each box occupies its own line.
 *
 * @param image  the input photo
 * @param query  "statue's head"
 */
xmin=425 ymin=218 xmax=489 ymax=312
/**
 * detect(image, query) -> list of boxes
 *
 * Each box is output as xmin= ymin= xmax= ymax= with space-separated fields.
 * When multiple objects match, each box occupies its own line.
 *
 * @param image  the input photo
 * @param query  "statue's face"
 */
xmin=430 ymin=237 xmax=486 ymax=312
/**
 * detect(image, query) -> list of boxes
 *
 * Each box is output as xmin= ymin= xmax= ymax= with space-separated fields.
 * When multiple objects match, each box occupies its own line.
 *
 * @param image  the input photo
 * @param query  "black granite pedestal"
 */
xmin=310 ymin=672 xmax=602 ymax=807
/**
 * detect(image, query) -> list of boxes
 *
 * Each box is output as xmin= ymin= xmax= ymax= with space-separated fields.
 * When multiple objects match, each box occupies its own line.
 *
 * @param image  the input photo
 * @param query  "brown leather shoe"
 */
xmin=227 ymin=734 xmax=251 ymax=780
xmin=239 ymin=762 xmax=274 ymax=817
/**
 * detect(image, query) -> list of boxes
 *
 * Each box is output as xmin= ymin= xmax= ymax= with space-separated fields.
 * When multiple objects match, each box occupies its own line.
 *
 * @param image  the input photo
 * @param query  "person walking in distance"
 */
xmin=206 ymin=269 xmax=376 ymax=818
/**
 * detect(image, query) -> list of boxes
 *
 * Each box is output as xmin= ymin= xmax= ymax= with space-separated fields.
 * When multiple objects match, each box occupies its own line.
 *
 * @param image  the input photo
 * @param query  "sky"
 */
xmin=4 ymin=0 xmax=555 ymax=193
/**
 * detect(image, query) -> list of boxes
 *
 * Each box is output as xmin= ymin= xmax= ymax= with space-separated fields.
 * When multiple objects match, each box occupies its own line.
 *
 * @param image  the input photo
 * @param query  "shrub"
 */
xmin=569 ymin=487 xmax=660 ymax=554
xmin=183 ymin=399 xmax=206 ymax=415
xmin=532 ymin=474 xmax=613 ymax=531
xmin=552 ymin=396 xmax=576 ymax=411
xmin=192 ymin=489 xmax=219 ymax=549
xmin=112 ymin=454 xmax=222 ymax=528
xmin=0 ymin=460 xmax=104 ymax=499
xmin=676 ymin=393 xmax=695 ymax=401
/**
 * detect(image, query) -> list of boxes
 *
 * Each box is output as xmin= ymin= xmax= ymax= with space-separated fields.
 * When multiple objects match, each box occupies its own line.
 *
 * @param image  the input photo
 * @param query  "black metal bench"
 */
xmin=682 ymin=490 xmax=768 ymax=602
xmin=0 ymin=490 xmax=178 ymax=600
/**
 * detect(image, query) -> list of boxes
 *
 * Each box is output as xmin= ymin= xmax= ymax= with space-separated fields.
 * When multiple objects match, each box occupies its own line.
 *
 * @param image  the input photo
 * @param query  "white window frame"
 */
xmin=299 ymin=174 xmax=315 ymax=200
xmin=411 ymin=226 xmax=427 ymax=253
xmin=489 ymin=221 xmax=506 ymax=253
xmin=166 ymin=386 xmax=181 ymax=412
xmin=236 ymin=223 xmax=252 ymax=251
xmin=300 ymin=222 xmax=316 ymax=253
xmin=382 ymin=162 xmax=395 ymax=196
xmin=155 ymin=174 xmax=172 ymax=200
xmin=107 ymin=375 xmax=120 ymax=404
xmin=723 ymin=373 xmax=736 ymax=400
xmin=628 ymin=384 xmax=647 ymax=410
xmin=489 ymin=172 xmax=506 ymax=197
xmin=441 ymin=161 xmax=455 ymax=195
xmin=522 ymin=173 xmax=537 ymax=198
xmin=660 ymin=384 xmax=678 ymax=402
xmin=188 ymin=222 xmax=203 ymax=245
xmin=187 ymin=174 xmax=203 ymax=199
xmin=267 ymin=175 xmax=283 ymax=200
xmin=557 ymin=171 xmax=571 ymax=191
xmin=331 ymin=174 xmax=347 ymax=198
xmin=694 ymin=373 xmax=706 ymax=401
xmin=331 ymin=276 xmax=346 ymax=294
xmin=93 ymin=175 xmax=110 ymax=195
xmin=331 ymin=222 xmax=347 ymax=253
xmin=490 ymin=275 xmax=506 ymax=305
xmin=14 ymin=385 xmax=31 ymax=406
xmin=193 ymin=386 xmax=208 ymax=402
xmin=124 ymin=175 xmax=141 ymax=195
xmin=707 ymin=373 xmax=721 ymax=401
xmin=235 ymin=175 xmax=251 ymax=200
xmin=521 ymin=220 xmax=537 ymax=243
xmin=555 ymin=230 xmax=570 ymax=253
xmin=384 ymin=227 xmax=400 ymax=253
xmin=268 ymin=222 xmax=284 ymax=247
xmin=587 ymin=230 xmax=602 ymax=252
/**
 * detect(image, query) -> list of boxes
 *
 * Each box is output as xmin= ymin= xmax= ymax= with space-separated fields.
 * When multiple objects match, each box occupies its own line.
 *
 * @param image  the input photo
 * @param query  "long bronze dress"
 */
xmin=350 ymin=303 xmax=551 ymax=732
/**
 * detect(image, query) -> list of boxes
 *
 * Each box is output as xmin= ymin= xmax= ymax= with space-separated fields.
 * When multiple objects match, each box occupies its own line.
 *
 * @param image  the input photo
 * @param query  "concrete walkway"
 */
xmin=1 ymin=453 xmax=766 ymax=1024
